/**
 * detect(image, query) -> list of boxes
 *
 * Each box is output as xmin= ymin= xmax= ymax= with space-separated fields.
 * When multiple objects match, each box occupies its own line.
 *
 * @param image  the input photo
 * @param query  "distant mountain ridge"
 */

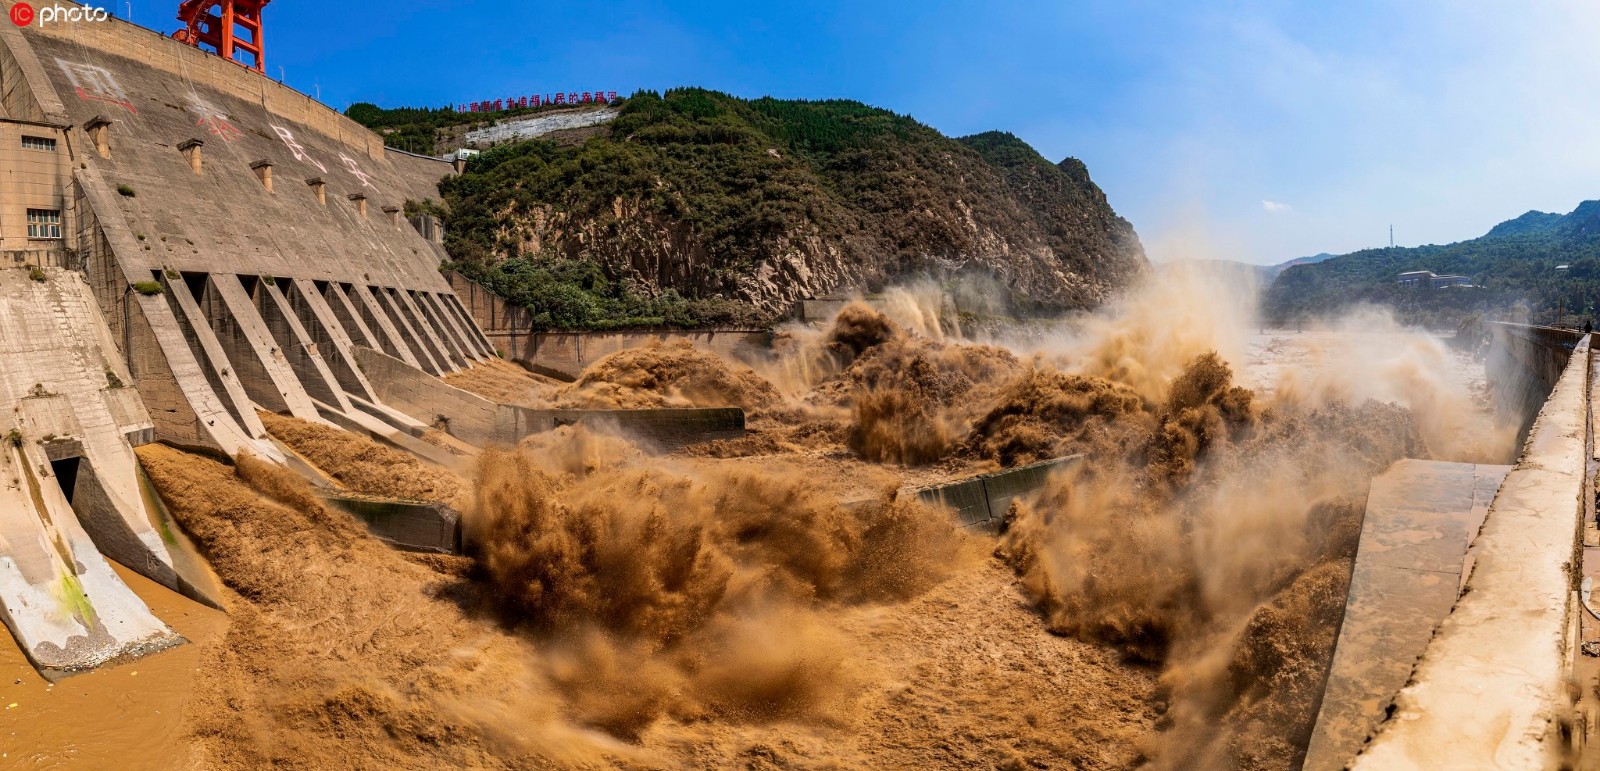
xmin=1483 ymin=202 xmax=1600 ymax=239
xmin=1264 ymin=199 xmax=1600 ymax=325
xmin=1275 ymin=252 xmax=1336 ymax=272
xmin=1485 ymin=210 xmax=1566 ymax=238
xmin=1160 ymin=252 xmax=1334 ymax=281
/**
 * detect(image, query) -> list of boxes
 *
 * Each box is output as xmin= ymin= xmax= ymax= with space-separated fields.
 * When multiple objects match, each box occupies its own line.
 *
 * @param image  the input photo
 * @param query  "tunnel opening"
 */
xmin=50 ymin=456 xmax=81 ymax=504
xmin=181 ymin=270 xmax=208 ymax=300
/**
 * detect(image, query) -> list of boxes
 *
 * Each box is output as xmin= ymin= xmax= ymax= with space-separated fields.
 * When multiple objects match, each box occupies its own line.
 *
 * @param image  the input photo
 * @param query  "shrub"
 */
xmin=28 ymin=267 xmax=46 ymax=282
xmin=117 ymin=184 xmax=136 ymax=197
xmin=131 ymin=280 xmax=164 ymax=295
xmin=404 ymin=198 xmax=447 ymax=219
xmin=451 ymin=253 xmax=763 ymax=332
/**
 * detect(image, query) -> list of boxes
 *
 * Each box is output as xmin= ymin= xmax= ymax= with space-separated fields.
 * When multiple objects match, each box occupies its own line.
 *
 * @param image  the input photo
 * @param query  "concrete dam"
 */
xmin=0 ymin=11 xmax=744 ymax=676
xmin=1 ymin=7 xmax=1599 ymax=769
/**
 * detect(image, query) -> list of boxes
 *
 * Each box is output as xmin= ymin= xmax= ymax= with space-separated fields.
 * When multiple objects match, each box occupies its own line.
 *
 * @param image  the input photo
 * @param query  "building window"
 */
xmin=21 ymin=136 xmax=57 ymax=151
xmin=27 ymin=209 xmax=63 ymax=240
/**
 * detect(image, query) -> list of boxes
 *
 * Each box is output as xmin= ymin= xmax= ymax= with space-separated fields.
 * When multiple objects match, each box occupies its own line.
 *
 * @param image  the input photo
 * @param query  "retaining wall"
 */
xmin=1351 ymin=333 xmax=1591 ymax=768
xmin=321 ymin=493 xmax=460 ymax=554
xmin=913 ymin=456 xmax=1083 ymax=530
xmin=353 ymin=345 xmax=745 ymax=452
xmin=446 ymin=271 xmax=768 ymax=379
xmin=1487 ymin=321 xmax=1584 ymax=441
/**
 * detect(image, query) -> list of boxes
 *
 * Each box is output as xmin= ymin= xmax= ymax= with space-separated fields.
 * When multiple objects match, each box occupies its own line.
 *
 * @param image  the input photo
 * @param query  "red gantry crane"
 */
xmin=172 ymin=0 xmax=271 ymax=73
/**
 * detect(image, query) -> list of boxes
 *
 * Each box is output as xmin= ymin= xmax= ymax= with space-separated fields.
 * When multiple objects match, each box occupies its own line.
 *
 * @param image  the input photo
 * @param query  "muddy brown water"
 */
xmin=0 ymin=324 xmax=1496 ymax=769
xmin=0 ymin=563 xmax=226 ymax=770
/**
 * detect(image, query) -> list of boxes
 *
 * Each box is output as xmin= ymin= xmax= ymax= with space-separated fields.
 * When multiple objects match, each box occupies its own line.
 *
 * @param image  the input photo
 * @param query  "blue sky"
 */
xmin=124 ymin=0 xmax=1600 ymax=265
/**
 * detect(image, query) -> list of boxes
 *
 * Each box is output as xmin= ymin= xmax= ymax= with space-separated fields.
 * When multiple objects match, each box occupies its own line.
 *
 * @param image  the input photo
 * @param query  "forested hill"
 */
xmin=1264 ymin=200 xmax=1600 ymax=327
xmin=349 ymin=89 xmax=1148 ymax=330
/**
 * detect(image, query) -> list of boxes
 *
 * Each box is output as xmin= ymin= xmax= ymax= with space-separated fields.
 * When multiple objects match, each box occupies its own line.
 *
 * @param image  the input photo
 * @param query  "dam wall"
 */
xmin=1348 ymin=328 xmax=1592 ymax=768
xmin=0 ymin=266 xmax=193 ymax=673
xmin=1487 ymin=321 xmax=1583 ymax=439
xmin=447 ymin=271 xmax=769 ymax=379
xmin=0 ymin=6 xmax=565 ymax=674
xmin=0 ymin=8 xmax=500 ymax=459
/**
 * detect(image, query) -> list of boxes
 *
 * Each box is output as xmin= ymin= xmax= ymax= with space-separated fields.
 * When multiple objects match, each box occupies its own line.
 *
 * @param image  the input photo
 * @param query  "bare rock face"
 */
xmin=435 ymin=91 xmax=1149 ymax=321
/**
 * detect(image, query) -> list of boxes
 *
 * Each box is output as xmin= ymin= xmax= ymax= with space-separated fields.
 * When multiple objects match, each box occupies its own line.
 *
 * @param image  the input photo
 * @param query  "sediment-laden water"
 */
xmin=1 ymin=268 xmax=1514 ymax=769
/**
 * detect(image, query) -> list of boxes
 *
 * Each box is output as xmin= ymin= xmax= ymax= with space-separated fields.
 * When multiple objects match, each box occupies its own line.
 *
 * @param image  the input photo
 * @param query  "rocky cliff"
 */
xmin=361 ymin=89 xmax=1148 ymax=328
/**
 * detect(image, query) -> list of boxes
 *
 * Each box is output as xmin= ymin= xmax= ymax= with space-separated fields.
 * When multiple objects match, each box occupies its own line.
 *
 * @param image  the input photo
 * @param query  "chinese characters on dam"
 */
xmin=189 ymin=97 xmax=244 ymax=141
xmin=56 ymin=58 xmax=136 ymax=114
xmin=51 ymin=57 xmax=385 ymax=190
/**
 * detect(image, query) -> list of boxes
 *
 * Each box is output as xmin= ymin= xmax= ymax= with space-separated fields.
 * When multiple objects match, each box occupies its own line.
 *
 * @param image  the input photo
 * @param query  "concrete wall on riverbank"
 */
xmin=1486 ymin=322 xmax=1584 ymax=441
xmin=1351 ymin=329 xmax=1591 ymax=768
xmin=913 ymin=456 xmax=1083 ymax=531
xmin=446 ymin=271 xmax=769 ymax=379
xmin=353 ymin=345 xmax=744 ymax=452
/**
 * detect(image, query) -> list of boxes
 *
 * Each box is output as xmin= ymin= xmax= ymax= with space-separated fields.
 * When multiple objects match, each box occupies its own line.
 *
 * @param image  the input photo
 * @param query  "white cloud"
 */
xmin=1262 ymin=199 xmax=1291 ymax=214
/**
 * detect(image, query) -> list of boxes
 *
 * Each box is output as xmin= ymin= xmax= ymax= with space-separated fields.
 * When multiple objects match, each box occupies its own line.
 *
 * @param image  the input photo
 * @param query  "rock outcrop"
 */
xmin=388 ymin=90 xmax=1148 ymax=324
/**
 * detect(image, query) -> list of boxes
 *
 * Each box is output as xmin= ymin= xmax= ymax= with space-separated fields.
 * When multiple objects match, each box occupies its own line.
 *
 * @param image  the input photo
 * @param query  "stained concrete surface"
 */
xmin=1353 ymin=338 xmax=1591 ymax=769
xmin=0 ymin=268 xmax=184 ymax=672
xmin=1305 ymin=459 xmax=1510 ymax=771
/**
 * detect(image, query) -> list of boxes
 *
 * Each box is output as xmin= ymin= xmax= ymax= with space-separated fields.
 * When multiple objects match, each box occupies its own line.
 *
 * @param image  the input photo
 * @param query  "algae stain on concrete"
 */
xmin=136 ymin=464 xmax=180 ymax=547
xmin=57 ymin=573 xmax=97 ymax=628
xmin=15 ymin=454 xmax=100 ymax=626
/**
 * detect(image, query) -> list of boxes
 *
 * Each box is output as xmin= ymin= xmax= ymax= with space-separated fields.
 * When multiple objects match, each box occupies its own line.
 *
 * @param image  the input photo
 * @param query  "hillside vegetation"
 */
xmin=1264 ymin=201 xmax=1600 ymax=327
xmin=351 ymin=89 xmax=1147 ymax=330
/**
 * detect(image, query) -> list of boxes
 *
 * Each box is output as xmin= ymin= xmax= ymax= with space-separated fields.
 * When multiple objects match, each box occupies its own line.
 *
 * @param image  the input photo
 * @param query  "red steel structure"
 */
xmin=172 ymin=0 xmax=270 ymax=73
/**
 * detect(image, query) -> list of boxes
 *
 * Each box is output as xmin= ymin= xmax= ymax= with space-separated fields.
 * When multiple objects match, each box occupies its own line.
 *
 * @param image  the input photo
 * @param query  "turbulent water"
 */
xmin=2 ymin=265 xmax=1515 ymax=769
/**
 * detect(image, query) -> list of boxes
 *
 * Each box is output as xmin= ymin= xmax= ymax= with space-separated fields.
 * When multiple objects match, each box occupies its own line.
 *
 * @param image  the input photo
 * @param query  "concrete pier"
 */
xmin=0 ymin=268 xmax=182 ymax=673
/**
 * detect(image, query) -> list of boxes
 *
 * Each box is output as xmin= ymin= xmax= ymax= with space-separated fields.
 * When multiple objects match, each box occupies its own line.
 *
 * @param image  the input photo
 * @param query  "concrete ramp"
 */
xmin=0 ymin=268 xmax=189 ymax=673
xmin=1304 ymin=459 xmax=1510 ymax=770
xmin=0 ymin=441 xmax=179 ymax=674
